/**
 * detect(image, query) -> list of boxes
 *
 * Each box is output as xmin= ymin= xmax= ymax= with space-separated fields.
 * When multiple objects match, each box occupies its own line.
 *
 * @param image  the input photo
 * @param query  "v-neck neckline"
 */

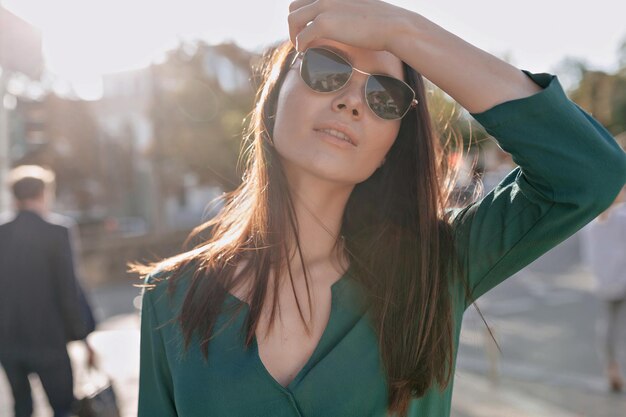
xmin=225 ymin=267 xmax=352 ymax=392
xmin=224 ymin=267 xmax=351 ymax=307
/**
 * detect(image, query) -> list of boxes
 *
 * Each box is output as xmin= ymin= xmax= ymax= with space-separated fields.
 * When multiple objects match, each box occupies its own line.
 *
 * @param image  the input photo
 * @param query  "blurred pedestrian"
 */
xmin=0 ymin=165 xmax=97 ymax=417
xmin=580 ymin=185 xmax=626 ymax=392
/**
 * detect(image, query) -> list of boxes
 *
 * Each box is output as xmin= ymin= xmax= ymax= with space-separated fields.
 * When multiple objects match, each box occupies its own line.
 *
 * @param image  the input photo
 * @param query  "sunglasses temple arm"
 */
xmin=290 ymin=51 xmax=303 ymax=68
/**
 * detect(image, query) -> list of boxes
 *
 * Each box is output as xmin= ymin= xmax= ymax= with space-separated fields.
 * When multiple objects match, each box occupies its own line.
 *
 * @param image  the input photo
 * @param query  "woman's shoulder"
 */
xmin=141 ymin=252 xmax=205 ymax=310
xmin=140 ymin=265 xmax=201 ymax=334
xmin=143 ymin=246 xmax=211 ymax=287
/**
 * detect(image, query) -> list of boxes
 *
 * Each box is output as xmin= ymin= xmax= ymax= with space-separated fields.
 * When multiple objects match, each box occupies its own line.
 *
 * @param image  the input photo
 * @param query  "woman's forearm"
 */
xmin=390 ymin=12 xmax=543 ymax=114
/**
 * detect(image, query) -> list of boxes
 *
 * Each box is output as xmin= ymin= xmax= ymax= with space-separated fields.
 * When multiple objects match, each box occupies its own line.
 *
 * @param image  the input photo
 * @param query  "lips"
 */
xmin=313 ymin=123 xmax=359 ymax=147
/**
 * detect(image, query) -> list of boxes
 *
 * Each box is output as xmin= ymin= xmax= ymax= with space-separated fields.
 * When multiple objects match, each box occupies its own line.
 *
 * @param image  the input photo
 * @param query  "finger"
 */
xmin=288 ymin=1 xmax=322 ymax=48
xmin=289 ymin=0 xmax=315 ymax=13
xmin=294 ymin=16 xmax=329 ymax=52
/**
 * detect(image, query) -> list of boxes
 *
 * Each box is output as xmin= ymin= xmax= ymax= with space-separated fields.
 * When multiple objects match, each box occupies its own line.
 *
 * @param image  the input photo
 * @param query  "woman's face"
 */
xmin=272 ymin=39 xmax=406 ymax=186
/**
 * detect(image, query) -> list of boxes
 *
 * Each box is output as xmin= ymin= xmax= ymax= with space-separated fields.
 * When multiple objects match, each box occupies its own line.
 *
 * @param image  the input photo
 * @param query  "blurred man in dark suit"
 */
xmin=0 ymin=165 xmax=96 ymax=417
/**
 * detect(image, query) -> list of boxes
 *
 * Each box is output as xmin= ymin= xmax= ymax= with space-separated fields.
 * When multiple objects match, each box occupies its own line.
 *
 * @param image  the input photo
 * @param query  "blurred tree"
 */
xmin=149 ymin=41 xmax=257 ymax=194
xmin=553 ymin=39 xmax=626 ymax=136
xmin=570 ymin=69 xmax=626 ymax=135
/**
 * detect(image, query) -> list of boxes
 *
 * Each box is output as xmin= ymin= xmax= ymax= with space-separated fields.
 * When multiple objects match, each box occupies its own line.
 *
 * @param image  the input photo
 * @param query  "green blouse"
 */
xmin=138 ymin=70 xmax=626 ymax=417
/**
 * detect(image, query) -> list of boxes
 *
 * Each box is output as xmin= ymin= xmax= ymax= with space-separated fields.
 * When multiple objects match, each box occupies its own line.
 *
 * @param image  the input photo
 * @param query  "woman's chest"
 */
xmin=163 ymin=291 xmax=389 ymax=416
xmin=253 ymin=283 xmax=334 ymax=388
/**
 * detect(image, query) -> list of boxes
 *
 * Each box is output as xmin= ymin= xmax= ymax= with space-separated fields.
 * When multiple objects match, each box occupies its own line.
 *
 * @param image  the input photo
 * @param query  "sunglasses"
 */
xmin=290 ymin=47 xmax=418 ymax=120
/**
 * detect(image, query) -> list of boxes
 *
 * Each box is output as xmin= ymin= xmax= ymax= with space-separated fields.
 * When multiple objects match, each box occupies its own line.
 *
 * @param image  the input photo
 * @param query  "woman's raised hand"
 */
xmin=288 ymin=0 xmax=544 ymax=114
xmin=287 ymin=0 xmax=414 ymax=53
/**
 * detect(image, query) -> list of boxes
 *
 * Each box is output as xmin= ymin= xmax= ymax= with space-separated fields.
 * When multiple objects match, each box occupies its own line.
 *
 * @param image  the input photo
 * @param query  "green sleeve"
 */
xmin=137 ymin=276 xmax=178 ymax=417
xmin=450 ymin=70 xmax=626 ymax=308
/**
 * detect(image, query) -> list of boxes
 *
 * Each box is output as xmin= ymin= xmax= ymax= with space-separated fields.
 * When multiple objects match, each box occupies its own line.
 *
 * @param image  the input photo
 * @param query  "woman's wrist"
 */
xmin=386 ymin=11 xmax=435 ymax=65
xmin=388 ymin=11 xmax=543 ymax=113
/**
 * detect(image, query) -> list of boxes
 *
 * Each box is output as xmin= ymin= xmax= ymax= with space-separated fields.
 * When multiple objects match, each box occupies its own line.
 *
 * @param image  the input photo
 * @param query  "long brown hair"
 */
xmin=133 ymin=39 xmax=473 ymax=416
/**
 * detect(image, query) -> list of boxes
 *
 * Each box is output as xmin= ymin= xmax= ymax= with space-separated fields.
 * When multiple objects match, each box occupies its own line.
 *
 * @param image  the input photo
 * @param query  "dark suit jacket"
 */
xmin=0 ymin=209 xmax=95 ymax=359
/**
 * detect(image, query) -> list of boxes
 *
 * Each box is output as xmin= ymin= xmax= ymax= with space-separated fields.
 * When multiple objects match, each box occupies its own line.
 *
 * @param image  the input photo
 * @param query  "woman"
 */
xmin=136 ymin=1 xmax=626 ymax=416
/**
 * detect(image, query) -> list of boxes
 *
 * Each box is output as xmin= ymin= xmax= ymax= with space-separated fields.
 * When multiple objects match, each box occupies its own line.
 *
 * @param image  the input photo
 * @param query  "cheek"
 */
xmin=273 ymin=74 xmax=312 ymax=142
xmin=353 ymin=125 xmax=399 ymax=179
xmin=361 ymin=116 xmax=400 ymax=157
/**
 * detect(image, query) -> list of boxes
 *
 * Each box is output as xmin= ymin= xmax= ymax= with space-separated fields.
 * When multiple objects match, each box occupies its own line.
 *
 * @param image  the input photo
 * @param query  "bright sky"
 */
xmin=4 ymin=0 xmax=626 ymax=100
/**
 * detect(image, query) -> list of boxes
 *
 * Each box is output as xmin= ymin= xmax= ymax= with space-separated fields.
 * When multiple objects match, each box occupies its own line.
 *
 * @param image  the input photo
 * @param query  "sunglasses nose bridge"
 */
xmin=352 ymin=67 xmax=369 ymax=76
xmin=341 ymin=67 xmax=370 ymax=98
xmin=350 ymin=67 xmax=371 ymax=89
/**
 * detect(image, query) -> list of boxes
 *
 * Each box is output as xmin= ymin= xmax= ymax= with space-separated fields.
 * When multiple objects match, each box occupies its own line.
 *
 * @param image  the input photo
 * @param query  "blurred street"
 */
xmin=452 ymin=232 xmax=626 ymax=416
xmin=3 ymin=234 xmax=626 ymax=417
xmin=454 ymin=265 xmax=626 ymax=416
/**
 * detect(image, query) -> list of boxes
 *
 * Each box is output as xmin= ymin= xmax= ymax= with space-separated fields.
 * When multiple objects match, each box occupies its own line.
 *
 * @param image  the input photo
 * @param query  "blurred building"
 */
xmin=89 ymin=41 xmax=254 ymax=233
xmin=0 ymin=6 xmax=43 ymax=79
xmin=3 ymin=28 xmax=255 ymax=234
xmin=11 ymin=97 xmax=49 ymax=165
xmin=0 ymin=5 xmax=44 ymax=211
xmin=88 ymin=67 xmax=155 ymax=231
xmin=13 ymin=94 xmax=104 ymax=216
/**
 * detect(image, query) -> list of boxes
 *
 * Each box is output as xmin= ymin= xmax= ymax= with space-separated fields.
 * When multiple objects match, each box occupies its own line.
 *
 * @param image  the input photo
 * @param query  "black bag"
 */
xmin=73 ymin=382 xmax=120 ymax=417
xmin=73 ymin=365 xmax=121 ymax=417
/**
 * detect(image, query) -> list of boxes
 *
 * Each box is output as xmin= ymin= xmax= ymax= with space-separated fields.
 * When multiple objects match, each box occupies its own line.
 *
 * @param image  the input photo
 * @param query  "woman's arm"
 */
xmin=447 ymin=71 xmax=626 ymax=305
xmin=137 ymin=280 xmax=178 ymax=417
xmin=389 ymin=13 xmax=543 ymax=113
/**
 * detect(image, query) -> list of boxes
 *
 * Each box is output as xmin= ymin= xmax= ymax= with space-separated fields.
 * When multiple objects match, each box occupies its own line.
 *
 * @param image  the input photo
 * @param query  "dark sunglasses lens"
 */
xmin=301 ymin=48 xmax=352 ymax=92
xmin=366 ymin=76 xmax=414 ymax=120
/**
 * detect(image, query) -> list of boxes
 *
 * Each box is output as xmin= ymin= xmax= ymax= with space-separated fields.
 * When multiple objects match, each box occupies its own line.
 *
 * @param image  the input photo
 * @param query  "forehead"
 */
xmin=307 ymin=38 xmax=405 ymax=79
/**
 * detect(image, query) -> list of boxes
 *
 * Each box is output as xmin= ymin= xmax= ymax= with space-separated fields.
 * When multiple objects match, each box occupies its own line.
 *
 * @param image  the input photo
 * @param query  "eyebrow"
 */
xmin=320 ymin=44 xmax=354 ymax=63
xmin=315 ymin=44 xmax=397 ymax=78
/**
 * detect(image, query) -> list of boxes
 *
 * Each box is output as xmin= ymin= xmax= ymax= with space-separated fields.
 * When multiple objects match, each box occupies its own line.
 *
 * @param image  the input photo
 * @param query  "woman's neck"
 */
xmin=283 ymin=170 xmax=353 ymax=273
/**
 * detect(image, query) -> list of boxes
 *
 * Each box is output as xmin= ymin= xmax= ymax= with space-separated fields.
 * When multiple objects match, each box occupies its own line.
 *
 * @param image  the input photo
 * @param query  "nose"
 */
xmin=331 ymin=73 xmax=367 ymax=119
